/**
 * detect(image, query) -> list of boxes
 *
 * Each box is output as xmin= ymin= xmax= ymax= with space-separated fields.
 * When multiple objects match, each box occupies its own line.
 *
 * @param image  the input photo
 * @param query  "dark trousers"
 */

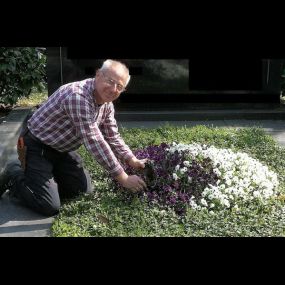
xmin=12 ymin=131 xmax=93 ymax=216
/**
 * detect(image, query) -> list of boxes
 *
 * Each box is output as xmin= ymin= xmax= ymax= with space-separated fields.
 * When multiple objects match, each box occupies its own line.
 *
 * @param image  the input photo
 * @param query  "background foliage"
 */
xmin=0 ymin=47 xmax=47 ymax=106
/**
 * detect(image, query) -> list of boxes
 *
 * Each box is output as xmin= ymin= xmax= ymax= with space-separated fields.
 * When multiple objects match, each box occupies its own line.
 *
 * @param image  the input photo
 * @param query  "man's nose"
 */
xmin=111 ymin=83 xmax=119 ymax=92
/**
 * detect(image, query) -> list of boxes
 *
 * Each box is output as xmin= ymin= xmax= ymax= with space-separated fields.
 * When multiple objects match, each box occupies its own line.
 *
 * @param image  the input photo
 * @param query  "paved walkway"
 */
xmin=0 ymin=193 xmax=53 ymax=237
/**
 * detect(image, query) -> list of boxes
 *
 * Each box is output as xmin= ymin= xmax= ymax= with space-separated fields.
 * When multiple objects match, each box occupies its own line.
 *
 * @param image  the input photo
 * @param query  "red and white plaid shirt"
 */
xmin=28 ymin=78 xmax=134 ymax=177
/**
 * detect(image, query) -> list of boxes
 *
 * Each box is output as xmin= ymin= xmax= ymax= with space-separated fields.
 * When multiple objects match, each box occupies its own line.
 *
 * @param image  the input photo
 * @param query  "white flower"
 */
xmin=200 ymin=198 xmax=208 ymax=207
xmin=253 ymin=191 xmax=261 ymax=198
xmin=207 ymin=194 xmax=214 ymax=200
xmin=180 ymin=167 xmax=187 ymax=174
xmin=233 ymin=205 xmax=239 ymax=211
xmin=183 ymin=161 xmax=190 ymax=167
xmin=213 ymin=168 xmax=221 ymax=176
xmin=167 ymin=142 xmax=279 ymax=211
xmin=173 ymin=173 xmax=178 ymax=181
xmin=225 ymin=179 xmax=232 ymax=186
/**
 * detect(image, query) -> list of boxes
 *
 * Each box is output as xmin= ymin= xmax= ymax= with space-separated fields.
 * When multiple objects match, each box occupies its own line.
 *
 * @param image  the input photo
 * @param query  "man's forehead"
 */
xmin=111 ymin=63 xmax=127 ymax=73
xmin=105 ymin=66 xmax=128 ymax=80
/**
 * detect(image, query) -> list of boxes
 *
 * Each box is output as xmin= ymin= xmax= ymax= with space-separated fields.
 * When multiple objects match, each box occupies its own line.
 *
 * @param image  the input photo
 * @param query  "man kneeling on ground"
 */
xmin=0 ymin=59 xmax=147 ymax=216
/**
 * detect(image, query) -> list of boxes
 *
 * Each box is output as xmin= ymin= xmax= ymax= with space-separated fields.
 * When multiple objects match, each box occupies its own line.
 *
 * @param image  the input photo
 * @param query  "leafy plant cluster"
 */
xmin=0 ymin=47 xmax=47 ymax=106
xmin=51 ymin=126 xmax=285 ymax=237
xmin=119 ymin=143 xmax=219 ymax=215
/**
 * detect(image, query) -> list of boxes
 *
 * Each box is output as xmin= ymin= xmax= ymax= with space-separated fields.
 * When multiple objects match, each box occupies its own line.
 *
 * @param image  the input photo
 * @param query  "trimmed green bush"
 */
xmin=0 ymin=47 xmax=46 ymax=105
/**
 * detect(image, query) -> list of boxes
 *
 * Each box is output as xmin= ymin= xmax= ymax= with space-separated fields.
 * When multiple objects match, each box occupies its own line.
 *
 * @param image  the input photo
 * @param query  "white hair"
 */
xmin=99 ymin=59 xmax=131 ymax=86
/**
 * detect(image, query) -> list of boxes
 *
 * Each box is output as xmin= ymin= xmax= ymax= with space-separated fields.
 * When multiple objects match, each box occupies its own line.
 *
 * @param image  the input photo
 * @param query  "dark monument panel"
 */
xmin=47 ymin=47 xmax=282 ymax=103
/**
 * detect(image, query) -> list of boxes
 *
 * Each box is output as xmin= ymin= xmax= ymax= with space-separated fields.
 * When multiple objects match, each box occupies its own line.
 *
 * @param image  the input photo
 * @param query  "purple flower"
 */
xmin=114 ymin=143 xmax=219 ymax=216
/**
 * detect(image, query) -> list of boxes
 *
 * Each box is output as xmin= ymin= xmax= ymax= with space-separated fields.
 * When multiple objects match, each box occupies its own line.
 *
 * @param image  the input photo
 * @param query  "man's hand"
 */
xmin=115 ymin=171 xmax=147 ymax=193
xmin=128 ymin=157 xmax=148 ymax=170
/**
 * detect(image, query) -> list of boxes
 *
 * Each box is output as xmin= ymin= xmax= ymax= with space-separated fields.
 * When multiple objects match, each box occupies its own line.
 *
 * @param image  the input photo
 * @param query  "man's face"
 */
xmin=95 ymin=67 xmax=129 ymax=104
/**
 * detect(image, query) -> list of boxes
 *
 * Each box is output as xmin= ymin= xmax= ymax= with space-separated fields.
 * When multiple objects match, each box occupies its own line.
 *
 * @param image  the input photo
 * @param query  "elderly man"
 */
xmin=0 ymin=59 xmax=147 ymax=216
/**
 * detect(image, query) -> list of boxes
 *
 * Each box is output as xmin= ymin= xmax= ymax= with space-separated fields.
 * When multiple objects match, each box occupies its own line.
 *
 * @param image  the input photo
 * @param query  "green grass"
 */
xmin=51 ymin=125 xmax=285 ymax=237
xmin=1 ymin=90 xmax=48 ymax=124
xmin=17 ymin=89 xmax=48 ymax=107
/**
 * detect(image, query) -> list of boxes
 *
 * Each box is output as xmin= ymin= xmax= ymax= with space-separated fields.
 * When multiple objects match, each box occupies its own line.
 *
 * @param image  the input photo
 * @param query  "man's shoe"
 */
xmin=0 ymin=161 xmax=22 ymax=198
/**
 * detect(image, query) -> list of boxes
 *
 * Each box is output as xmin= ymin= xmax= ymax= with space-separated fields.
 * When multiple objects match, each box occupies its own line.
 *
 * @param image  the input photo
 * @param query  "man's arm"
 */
xmin=100 ymin=103 xmax=148 ymax=190
xmin=64 ymin=94 xmax=146 ymax=191
xmin=64 ymin=93 xmax=124 ymax=178
xmin=100 ymin=103 xmax=136 ymax=163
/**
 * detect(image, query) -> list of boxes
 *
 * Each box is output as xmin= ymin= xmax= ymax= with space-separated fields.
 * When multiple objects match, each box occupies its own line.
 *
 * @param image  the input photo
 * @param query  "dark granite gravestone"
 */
xmin=46 ymin=47 xmax=282 ymax=103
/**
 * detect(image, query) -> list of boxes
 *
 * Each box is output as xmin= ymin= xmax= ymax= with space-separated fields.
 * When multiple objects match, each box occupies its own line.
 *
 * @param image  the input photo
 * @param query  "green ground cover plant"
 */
xmin=51 ymin=125 xmax=285 ymax=237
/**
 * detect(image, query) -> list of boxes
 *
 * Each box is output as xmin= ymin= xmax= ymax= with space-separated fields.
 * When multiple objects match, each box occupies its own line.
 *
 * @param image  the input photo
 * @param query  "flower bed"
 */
xmin=121 ymin=143 xmax=279 ymax=215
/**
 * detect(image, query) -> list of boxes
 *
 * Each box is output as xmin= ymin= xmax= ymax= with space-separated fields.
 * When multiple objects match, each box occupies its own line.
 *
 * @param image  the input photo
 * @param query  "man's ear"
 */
xmin=95 ymin=69 xmax=100 ymax=77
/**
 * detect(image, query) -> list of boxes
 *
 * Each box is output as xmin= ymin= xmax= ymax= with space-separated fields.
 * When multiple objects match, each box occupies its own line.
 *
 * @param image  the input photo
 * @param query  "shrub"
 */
xmin=0 ymin=47 xmax=47 ymax=106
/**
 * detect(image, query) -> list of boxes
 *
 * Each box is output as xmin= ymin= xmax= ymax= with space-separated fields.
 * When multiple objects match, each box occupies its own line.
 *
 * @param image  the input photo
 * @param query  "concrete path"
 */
xmin=0 ymin=192 xmax=53 ymax=237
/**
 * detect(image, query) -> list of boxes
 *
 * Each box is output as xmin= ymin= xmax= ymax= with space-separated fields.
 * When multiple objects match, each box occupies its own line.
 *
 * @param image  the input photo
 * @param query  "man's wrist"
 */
xmin=128 ymin=157 xmax=137 ymax=167
xmin=115 ymin=171 xmax=128 ymax=184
